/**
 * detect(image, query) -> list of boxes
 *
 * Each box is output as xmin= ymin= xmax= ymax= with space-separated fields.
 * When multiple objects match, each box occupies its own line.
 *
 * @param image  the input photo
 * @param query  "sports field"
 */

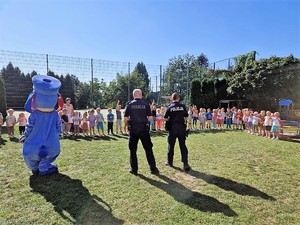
xmin=0 ymin=129 xmax=299 ymax=225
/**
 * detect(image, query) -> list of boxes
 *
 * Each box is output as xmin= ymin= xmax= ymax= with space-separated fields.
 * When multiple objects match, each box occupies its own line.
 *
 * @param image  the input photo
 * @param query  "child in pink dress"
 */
xmin=80 ymin=112 xmax=89 ymax=136
xmin=17 ymin=112 xmax=27 ymax=136
xmin=88 ymin=109 xmax=96 ymax=136
xmin=216 ymin=109 xmax=223 ymax=129
xmin=156 ymin=108 xmax=163 ymax=131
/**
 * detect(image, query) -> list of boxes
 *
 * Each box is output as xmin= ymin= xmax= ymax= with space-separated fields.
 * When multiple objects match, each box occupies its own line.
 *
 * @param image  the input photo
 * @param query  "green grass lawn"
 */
xmin=0 ymin=129 xmax=299 ymax=225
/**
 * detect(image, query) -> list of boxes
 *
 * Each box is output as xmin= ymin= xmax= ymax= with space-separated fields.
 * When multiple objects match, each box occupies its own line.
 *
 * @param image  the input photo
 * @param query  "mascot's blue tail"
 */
xmin=38 ymin=145 xmax=48 ymax=158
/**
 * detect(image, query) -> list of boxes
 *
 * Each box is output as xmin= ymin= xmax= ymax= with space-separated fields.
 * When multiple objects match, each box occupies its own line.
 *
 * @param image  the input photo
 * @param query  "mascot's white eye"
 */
xmin=43 ymin=78 xmax=51 ymax=83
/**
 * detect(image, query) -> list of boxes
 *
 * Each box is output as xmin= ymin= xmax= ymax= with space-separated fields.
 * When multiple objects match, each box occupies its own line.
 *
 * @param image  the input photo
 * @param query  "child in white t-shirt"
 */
xmin=5 ymin=108 xmax=17 ymax=138
xmin=252 ymin=111 xmax=261 ymax=135
xmin=271 ymin=112 xmax=280 ymax=140
xmin=0 ymin=112 xmax=3 ymax=137
xmin=264 ymin=111 xmax=273 ymax=139
xmin=72 ymin=111 xmax=81 ymax=136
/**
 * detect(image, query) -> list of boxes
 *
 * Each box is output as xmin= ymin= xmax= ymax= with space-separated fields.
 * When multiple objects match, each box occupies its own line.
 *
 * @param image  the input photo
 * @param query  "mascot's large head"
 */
xmin=24 ymin=75 xmax=63 ymax=113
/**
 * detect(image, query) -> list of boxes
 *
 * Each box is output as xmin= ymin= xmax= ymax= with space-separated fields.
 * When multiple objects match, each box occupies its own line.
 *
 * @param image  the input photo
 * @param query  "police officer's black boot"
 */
xmin=150 ymin=167 xmax=160 ymax=174
xmin=183 ymin=163 xmax=191 ymax=172
xmin=129 ymin=168 xmax=138 ymax=176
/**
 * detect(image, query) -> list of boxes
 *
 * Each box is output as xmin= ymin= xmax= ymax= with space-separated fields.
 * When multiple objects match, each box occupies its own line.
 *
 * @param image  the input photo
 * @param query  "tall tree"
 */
xmin=201 ymin=78 xmax=216 ymax=108
xmin=134 ymin=62 xmax=150 ymax=91
xmin=190 ymin=78 xmax=202 ymax=108
xmin=215 ymin=78 xmax=230 ymax=102
xmin=104 ymin=72 xmax=146 ymax=107
xmin=1 ymin=62 xmax=32 ymax=108
xmin=161 ymin=53 xmax=202 ymax=102
xmin=197 ymin=53 xmax=209 ymax=68
xmin=75 ymin=82 xmax=91 ymax=109
xmin=0 ymin=76 xmax=7 ymax=118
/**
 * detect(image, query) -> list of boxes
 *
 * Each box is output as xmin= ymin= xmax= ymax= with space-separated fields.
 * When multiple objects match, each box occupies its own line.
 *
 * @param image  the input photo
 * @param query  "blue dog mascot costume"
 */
xmin=21 ymin=75 xmax=62 ymax=176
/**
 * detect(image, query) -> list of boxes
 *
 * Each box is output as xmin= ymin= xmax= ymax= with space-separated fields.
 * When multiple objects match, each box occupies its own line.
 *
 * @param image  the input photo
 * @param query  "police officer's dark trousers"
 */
xmin=167 ymin=123 xmax=188 ymax=165
xmin=129 ymin=128 xmax=157 ymax=172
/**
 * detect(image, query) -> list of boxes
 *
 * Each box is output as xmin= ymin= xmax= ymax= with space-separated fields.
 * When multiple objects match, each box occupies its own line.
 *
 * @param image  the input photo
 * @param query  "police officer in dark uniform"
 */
xmin=164 ymin=93 xmax=191 ymax=172
xmin=124 ymin=89 xmax=159 ymax=175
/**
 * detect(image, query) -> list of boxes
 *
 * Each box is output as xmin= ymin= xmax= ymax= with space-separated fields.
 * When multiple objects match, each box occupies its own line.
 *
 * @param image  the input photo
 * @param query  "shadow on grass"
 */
xmin=278 ymin=137 xmax=300 ymax=143
xmin=29 ymin=173 xmax=124 ymax=224
xmin=0 ymin=137 xmax=8 ymax=146
xmin=150 ymin=130 xmax=168 ymax=137
xmin=0 ymin=136 xmax=19 ymax=144
xmin=188 ymin=128 xmax=242 ymax=135
xmin=9 ymin=137 xmax=19 ymax=143
xmin=138 ymin=174 xmax=237 ymax=217
xmin=188 ymin=170 xmax=276 ymax=201
xmin=62 ymin=134 xmax=120 ymax=142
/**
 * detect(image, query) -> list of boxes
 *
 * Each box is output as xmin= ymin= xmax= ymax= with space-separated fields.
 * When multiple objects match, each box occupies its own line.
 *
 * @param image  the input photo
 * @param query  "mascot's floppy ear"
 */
xmin=24 ymin=92 xmax=37 ymax=113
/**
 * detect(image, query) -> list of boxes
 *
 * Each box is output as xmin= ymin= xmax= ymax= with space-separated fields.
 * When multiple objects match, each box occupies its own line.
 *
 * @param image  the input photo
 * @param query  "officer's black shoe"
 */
xmin=165 ymin=161 xmax=173 ymax=167
xmin=183 ymin=164 xmax=191 ymax=172
xmin=129 ymin=169 xmax=138 ymax=176
xmin=150 ymin=168 xmax=160 ymax=174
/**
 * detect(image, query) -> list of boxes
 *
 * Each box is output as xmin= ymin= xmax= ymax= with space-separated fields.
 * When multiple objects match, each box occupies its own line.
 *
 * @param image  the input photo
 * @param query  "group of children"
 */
xmin=0 ymin=104 xmax=282 ymax=140
xmin=59 ymin=107 xmax=117 ymax=137
xmin=0 ymin=109 xmax=27 ymax=138
xmin=188 ymin=106 xmax=282 ymax=140
xmin=150 ymin=102 xmax=165 ymax=131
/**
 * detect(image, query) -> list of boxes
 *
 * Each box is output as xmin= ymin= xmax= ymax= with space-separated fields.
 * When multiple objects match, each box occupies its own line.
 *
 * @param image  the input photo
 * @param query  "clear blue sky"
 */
xmin=0 ymin=0 xmax=299 ymax=66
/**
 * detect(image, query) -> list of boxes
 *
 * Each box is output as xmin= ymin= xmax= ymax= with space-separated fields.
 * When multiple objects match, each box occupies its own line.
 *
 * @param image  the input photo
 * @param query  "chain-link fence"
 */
xmin=0 ymin=50 xmax=166 ymax=91
xmin=208 ymin=57 xmax=236 ymax=70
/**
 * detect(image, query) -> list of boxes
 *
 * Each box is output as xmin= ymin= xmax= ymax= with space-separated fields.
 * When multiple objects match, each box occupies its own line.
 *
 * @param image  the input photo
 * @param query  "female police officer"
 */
xmin=164 ymin=93 xmax=191 ymax=172
xmin=124 ymin=89 xmax=159 ymax=175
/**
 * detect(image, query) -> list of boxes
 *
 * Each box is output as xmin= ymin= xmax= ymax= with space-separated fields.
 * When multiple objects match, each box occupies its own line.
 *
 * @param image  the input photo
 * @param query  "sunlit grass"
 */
xmin=0 ymin=129 xmax=299 ymax=224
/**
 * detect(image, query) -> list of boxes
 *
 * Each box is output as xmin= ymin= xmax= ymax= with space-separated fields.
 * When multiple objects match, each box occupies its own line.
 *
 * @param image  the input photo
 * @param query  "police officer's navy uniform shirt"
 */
xmin=124 ymin=98 xmax=151 ymax=130
xmin=164 ymin=102 xmax=188 ymax=124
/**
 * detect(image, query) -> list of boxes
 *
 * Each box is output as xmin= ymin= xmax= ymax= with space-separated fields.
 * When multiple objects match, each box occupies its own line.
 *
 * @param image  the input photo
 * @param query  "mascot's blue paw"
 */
xmin=39 ymin=165 xmax=58 ymax=176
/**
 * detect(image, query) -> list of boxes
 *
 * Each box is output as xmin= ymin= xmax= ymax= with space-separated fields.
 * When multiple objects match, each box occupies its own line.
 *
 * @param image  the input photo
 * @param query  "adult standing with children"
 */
xmin=116 ymin=100 xmax=123 ymax=134
xmin=63 ymin=97 xmax=74 ymax=134
xmin=124 ymin=89 xmax=159 ymax=175
xmin=164 ymin=93 xmax=191 ymax=172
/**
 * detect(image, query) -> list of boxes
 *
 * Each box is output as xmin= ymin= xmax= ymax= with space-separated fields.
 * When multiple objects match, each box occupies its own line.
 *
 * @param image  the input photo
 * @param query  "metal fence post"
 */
xmin=91 ymin=58 xmax=94 ymax=106
xmin=128 ymin=62 xmax=130 ymax=102
xmin=187 ymin=65 xmax=189 ymax=104
xmin=46 ymin=54 xmax=49 ymax=74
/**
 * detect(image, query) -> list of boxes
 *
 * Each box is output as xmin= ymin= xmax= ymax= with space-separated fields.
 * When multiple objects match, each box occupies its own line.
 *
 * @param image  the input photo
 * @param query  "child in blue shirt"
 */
xmin=205 ymin=108 xmax=212 ymax=129
xmin=107 ymin=108 xmax=115 ymax=135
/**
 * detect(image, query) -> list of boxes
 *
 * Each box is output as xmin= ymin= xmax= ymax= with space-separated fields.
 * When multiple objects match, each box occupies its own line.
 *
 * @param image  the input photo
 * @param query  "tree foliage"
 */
xmin=1 ymin=60 xmax=160 ymax=109
xmin=227 ymin=55 xmax=300 ymax=110
xmin=161 ymin=53 xmax=204 ymax=102
xmin=233 ymin=51 xmax=256 ymax=72
xmin=190 ymin=78 xmax=201 ymax=108
xmin=0 ymin=76 xmax=7 ymax=118
xmin=1 ymin=53 xmax=299 ymax=111
xmin=1 ymin=62 xmax=32 ymax=109
xmin=201 ymin=78 xmax=216 ymax=108
xmin=134 ymin=62 xmax=150 ymax=94
xmin=197 ymin=53 xmax=209 ymax=68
